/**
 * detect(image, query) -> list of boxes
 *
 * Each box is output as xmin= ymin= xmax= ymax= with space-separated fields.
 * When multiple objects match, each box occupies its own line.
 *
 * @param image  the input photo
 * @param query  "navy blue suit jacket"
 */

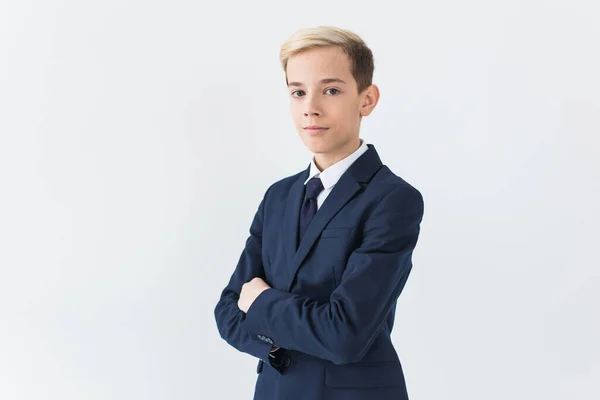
xmin=214 ymin=144 xmax=424 ymax=400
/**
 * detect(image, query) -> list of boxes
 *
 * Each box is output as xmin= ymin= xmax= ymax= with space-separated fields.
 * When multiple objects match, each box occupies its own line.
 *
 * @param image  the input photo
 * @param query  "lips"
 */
xmin=304 ymin=126 xmax=329 ymax=134
xmin=304 ymin=125 xmax=327 ymax=129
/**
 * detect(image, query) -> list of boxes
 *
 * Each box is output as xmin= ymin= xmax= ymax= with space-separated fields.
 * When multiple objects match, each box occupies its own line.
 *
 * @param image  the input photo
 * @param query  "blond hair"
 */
xmin=280 ymin=26 xmax=374 ymax=94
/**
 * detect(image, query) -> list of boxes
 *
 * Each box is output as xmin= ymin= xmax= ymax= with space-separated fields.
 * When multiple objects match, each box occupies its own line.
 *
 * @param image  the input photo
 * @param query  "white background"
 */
xmin=1 ymin=1 xmax=598 ymax=399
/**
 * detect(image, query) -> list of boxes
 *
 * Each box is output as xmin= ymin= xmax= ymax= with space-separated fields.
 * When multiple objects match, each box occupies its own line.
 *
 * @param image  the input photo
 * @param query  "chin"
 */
xmin=301 ymin=136 xmax=332 ymax=154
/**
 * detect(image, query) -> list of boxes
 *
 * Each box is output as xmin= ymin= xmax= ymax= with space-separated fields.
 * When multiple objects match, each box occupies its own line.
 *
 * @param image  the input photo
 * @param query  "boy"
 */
xmin=214 ymin=25 xmax=424 ymax=400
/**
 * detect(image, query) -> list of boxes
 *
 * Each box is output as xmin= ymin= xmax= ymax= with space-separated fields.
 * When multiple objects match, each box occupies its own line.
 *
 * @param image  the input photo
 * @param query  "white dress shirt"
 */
xmin=303 ymin=138 xmax=369 ymax=210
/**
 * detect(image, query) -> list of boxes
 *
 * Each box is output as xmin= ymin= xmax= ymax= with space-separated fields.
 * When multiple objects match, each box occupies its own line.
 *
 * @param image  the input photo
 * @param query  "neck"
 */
xmin=314 ymin=138 xmax=362 ymax=171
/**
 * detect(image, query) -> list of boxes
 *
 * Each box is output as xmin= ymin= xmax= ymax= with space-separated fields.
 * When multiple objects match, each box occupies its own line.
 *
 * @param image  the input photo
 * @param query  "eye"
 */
xmin=291 ymin=90 xmax=305 ymax=97
xmin=325 ymin=88 xmax=340 ymax=95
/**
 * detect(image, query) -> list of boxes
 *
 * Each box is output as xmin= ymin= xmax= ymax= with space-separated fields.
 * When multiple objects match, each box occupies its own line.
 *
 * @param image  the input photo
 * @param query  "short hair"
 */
xmin=280 ymin=26 xmax=375 ymax=94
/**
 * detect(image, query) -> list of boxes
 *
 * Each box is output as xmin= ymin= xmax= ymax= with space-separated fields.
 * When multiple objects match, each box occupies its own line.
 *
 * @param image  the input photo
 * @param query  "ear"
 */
xmin=359 ymin=84 xmax=380 ymax=117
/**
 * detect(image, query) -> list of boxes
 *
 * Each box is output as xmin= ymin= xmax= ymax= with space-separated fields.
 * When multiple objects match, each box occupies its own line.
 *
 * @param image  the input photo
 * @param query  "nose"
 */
xmin=304 ymin=110 xmax=320 ymax=117
xmin=303 ymin=93 xmax=321 ymax=117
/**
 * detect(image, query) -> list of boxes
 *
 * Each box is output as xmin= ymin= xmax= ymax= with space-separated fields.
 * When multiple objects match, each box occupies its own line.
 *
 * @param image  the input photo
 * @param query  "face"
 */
xmin=286 ymin=46 xmax=379 ymax=169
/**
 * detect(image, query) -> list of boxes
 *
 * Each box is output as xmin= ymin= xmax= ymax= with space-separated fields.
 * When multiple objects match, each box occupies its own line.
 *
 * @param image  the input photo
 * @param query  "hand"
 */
xmin=238 ymin=277 xmax=271 ymax=313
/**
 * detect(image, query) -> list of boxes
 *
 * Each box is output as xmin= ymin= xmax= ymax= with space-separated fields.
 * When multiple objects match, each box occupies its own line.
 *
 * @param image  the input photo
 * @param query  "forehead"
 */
xmin=286 ymin=46 xmax=353 ymax=84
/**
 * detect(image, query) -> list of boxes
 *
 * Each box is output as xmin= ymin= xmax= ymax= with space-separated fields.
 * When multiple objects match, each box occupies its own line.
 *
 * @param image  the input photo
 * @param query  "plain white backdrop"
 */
xmin=0 ymin=0 xmax=598 ymax=399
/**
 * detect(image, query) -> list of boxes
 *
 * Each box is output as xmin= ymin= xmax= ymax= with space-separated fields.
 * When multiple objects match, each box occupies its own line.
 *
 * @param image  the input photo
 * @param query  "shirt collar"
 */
xmin=303 ymin=138 xmax=369 ymax=189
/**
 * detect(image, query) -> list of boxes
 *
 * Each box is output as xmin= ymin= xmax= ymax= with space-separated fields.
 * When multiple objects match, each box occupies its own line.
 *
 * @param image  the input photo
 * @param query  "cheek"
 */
xmin=289 ymin=107 xmax=300 ymax=123
xmin=340 ymin=107 xmax=359 ymax=126
xmin=290 ymin=103 xmax=302 ymax=120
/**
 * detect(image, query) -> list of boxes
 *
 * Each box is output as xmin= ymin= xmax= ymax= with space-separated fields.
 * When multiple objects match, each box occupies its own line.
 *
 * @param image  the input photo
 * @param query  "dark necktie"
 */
xmin=299 ymin=177 xmax=324 ymax=242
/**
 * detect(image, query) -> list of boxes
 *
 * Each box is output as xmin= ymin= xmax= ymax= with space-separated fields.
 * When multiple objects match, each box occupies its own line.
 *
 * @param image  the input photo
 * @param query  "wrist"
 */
xmin=269 ymin=344 xmax=281 ymax=353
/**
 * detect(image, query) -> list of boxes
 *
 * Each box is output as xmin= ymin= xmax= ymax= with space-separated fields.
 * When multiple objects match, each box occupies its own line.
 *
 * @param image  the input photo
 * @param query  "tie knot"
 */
xmin=305 ymin=177 xmax=324 ymax=200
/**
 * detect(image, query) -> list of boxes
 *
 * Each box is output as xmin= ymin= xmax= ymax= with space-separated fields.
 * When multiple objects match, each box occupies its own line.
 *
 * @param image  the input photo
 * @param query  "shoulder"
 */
xmin=262 ymin=169 xmax=305 ymax=200
xmin=368 ymin=165 xmax=424 ymax=211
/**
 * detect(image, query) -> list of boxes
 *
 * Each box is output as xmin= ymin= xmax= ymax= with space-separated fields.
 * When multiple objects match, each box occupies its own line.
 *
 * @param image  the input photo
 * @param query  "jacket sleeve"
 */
xmin=213 ymin=184 xmax=288 ymax=371
xmin=243 ymin=185 xmax=424 ymax=365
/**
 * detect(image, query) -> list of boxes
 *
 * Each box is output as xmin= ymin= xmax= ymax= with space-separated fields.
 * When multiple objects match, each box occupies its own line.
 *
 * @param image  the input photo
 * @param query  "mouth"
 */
xmin=303 ymin=126 xmax=329 ymax=135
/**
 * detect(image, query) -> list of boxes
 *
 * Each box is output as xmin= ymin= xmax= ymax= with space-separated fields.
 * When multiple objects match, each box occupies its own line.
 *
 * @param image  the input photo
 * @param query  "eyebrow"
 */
xmin=287 ymin=78 xmax=347 ymax=87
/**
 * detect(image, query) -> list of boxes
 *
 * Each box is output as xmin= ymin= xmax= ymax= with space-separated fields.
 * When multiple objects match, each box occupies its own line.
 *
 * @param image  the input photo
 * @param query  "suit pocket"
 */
xmin=320 ymin=227 xmax=353 ymax=239
xmin=325 ymin=362 xmax=405 ymax=388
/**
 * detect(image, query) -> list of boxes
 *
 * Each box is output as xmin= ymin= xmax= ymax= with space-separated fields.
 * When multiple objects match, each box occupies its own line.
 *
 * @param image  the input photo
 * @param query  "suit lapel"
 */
xmin=282 ymin=144 xmax=384 ymax=292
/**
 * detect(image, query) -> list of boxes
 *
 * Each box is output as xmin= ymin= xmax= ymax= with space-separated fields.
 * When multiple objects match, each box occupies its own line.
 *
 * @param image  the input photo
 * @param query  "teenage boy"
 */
xmin=214 ymin=25 xmax=424 ymax=400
